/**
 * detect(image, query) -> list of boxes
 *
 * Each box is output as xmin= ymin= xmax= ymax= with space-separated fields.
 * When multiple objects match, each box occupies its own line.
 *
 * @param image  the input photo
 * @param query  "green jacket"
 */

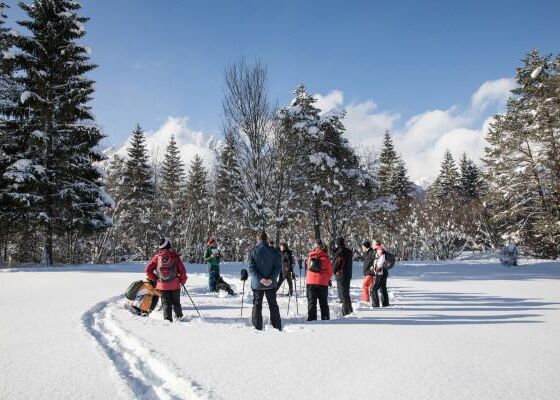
xmin=205 ymin=246 xmax=221 ymax=268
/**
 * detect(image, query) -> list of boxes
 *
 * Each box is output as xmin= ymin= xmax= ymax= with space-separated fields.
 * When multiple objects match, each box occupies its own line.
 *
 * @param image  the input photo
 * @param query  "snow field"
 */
xmin=1 ymin=258 xmax=559 ymax=400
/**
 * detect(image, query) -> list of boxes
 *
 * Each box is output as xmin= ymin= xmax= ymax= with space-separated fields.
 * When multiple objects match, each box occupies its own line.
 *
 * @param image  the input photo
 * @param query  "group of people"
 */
xmin=141 ymin=233 xmax=392 ymax=331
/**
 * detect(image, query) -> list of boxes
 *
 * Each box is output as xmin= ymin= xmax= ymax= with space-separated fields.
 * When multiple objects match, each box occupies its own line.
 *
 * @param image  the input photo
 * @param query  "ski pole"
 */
xmin=294 ymin=273 xmax=299 ymax=315
xmin=287 ymin=292 xmax=291 ymax=316
xmin=241 ymin=280 xmax=246 ymax=316
xmin=240 ymin=268 xmax=248 ymax=317
xmin=181 ymin=283 xmax=202 ymax=319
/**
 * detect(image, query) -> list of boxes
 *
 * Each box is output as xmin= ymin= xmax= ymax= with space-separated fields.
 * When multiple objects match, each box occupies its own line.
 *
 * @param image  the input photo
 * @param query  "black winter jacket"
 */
xmin=280 ymin=249 xmax=294 ymax=277
xmin=333 ymin=246 xmax=353 ymax=280
xmin=362 ymin=248 xmax=375 ymax=276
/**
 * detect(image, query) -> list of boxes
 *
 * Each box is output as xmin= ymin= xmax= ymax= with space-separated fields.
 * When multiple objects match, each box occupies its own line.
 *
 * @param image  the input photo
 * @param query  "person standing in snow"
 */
xmin=277 ymin=242 xmax=295 ymax=296
xmin=204 ymin=238 xmax=221 ymax=292
xmin=145 ymin=239 xmax=188 ymax=322
xmin=306 ymin=239 xmax=333 ymax=321
xmin=361 ymin=241 xmax=376 ymax=304
xmin=332 ymin=237 xmax=353 ymax=316
xmin=370 ymin=239 xmax=390 ymax=307
xmin=249 ymin=231 xmax=282 ymax=331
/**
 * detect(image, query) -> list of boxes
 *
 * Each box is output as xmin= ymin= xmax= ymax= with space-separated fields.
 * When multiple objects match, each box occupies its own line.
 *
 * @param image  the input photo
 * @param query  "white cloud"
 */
xmin=314 ymin=90 xmax=344 ymax=112
xmin=117 ymin=116 xmax=218 ymax=170
xmin=470 ymin=78 xmax=516 ymax=112
xmin=315 ymin=77 xmax=515 ymax=183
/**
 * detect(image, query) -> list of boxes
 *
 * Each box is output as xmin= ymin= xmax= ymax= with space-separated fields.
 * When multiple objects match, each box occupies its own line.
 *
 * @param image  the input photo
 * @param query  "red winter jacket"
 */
xmin=145 ymin=250 xmax=187 ymax=291
xmin=306 ymin=248 xmax=333 ymax=286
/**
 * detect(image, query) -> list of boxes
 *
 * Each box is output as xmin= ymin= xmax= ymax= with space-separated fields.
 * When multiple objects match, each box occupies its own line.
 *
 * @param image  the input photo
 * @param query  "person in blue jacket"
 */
xmin=248 ymin=231 xmax=282 ymax=331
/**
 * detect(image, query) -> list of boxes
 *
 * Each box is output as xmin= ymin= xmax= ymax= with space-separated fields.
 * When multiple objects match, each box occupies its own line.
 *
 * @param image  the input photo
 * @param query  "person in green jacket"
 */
xmin=205 ymin=238 xmax=221 ymax=292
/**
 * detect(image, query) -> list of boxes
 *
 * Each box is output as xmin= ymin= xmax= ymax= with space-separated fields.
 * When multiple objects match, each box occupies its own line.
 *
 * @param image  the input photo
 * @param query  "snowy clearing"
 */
xmin=1 ymin=256 xmax=559 ymax=400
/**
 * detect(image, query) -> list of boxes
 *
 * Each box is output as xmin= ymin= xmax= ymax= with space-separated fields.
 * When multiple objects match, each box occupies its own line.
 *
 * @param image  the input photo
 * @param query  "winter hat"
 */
xmin=314 ymin=239 xmax=324 ymax=247
xmin=208 ymin=238 xmax=216 ymax=245
xmin=159 ymin=238 xmax=171 ymax=249
xmin=362 ymin=240 xmax=371 ymax=249
xmin=336 ymin=237 xmax=345 ymax=248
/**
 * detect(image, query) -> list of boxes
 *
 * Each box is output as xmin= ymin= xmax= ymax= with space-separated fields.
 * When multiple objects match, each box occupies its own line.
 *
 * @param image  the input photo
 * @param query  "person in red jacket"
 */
xmin=145 ymin=238 xmax=188 ymax=322
xmin=306 ymin=239 xmax=333 ymax=321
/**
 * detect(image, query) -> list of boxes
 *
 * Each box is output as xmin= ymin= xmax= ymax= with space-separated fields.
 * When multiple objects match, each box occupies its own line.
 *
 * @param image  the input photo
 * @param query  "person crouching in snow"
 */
xmin=360 ymin=241 xmax=376 ymax=305
xmin=306 ymin=239 xmax=333 ymax=321
xmin=130 ymin=280 xmax=161 ymax=316
xmin=370 ymin=239 xmax=390 ymax=307
xmin=204 ymin=238 xmax=221 ymax=292
xmin=145 ymin=238 xmax=187 ymax=322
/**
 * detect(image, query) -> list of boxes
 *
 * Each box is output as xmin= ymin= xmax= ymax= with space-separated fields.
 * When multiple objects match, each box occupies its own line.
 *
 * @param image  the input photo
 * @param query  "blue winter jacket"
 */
xmin=249 ymin=240 xmax=282 ymax=290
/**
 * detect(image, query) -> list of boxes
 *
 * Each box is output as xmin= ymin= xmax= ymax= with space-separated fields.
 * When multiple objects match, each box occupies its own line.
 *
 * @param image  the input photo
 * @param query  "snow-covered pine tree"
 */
xmin=279 ymin=84 xmax=324 ymax=239
xmin=121 ymin=125 xmax=156 ymax=259
xmin=159 ymin=134 xmax=186 ymax=250
xmin=2 ymin=0 xmax=111 ymax=264
xmin=484 ymin=49 xmax=560 ymax=257
xmin=458 ymin=153 xmax=483 ymax=201
xmin=318 ymin=109 xmax=375 ymax=244
xmin=183 ymin=155 xmax=210 ymax=262
xmin=430 ymin=150 xmax=460 ymax=199
xmin=377 ymin=130 xmax=398 ymax=196
xmin=0 ymin=1 xmax=19 ymax=262
xmin=213 ymin=131 xmax=246 ymax=260
xmin=392 ymin=157 xmax=413 ymax=206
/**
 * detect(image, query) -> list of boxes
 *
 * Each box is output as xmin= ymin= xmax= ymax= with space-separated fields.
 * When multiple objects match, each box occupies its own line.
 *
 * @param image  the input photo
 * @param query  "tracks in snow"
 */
xmin=82 ymin=296 xmax=213 ymax=400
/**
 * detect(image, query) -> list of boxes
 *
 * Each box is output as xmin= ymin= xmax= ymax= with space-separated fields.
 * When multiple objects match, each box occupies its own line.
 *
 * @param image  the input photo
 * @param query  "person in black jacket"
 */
xmin=361 ymin=241 xmax=376 ymax=303
xmin=248 ymin=231 xmax=282 ymax=331
xmin=277 ymin=242 xmax=295 ymax=296
xmin=332 ymin=237 xmax=353 ymax=316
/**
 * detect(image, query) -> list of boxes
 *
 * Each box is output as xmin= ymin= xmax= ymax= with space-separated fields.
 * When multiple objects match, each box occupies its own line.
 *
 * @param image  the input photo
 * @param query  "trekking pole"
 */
xmin=240 ymin=268 xmax=248 ymax=317
xmin=294 ymin=273 xmax=299 ymax=315
xmin=181 ymin=283 xmax=202 ymax=319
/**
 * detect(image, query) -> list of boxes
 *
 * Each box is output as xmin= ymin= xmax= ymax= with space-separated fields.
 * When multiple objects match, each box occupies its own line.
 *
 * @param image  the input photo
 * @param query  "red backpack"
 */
xmin=157 ymin=253 xmax=178 ymax=282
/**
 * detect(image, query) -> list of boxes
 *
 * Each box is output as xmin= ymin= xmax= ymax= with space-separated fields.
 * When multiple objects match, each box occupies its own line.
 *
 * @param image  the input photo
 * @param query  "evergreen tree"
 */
xmin=159 ymin=134 xmax=186 ymax=248
xmin=484 ymin=49 xmax=560 ymax=257
xmin=279 ymin=84 xmax=324 ymax=239
xmin=377 ymin=130 xmax=398 ymax=196
xmin=458 ymin=153 xmax=482 ymax=201
xmin=392 ymin=158 xmax=413 ymax=205
xmin=2 ymin=0 xmax=111 ymax=264
xmin=121 ymin=125 xmax=156 ymax=259
xmin=160 ymin=134 xmax=185 ymax=197
xmin=183 ymin=155 xmax=210 ymax=261
xmin=431 ymin=150 xmax=460 ymax=199
xmin=213 ymin=131 xmax=246 ymax=259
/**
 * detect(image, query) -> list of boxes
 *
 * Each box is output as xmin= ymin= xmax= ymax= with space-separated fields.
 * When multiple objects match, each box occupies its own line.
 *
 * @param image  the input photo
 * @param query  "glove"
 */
xmin=328 ymin=280 xmax=332 ymax=287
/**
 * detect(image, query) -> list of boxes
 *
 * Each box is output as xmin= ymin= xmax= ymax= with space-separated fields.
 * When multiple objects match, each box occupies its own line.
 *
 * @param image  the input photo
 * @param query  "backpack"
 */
xmin=157 ymin=254 xmax=178 ymax=282
xmin=309 ymin=257 xmax=322 ymax=273
xmin=125 ymin=280 xmax=144 ymax=300
xmin=384 ymin=251 xmax=396 ymax=270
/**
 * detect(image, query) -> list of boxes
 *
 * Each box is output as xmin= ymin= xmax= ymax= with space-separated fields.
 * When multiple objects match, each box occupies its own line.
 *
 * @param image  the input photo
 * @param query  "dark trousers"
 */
xmin=307 ymin=284 xmax=329 ymax=321
xmin=252 ymin=289 xmax=282 ymax=331
xmin=161 ymin=289 xmax=183 ymax=321
xmin=277 ymin=272 xmax=293 ymax=296
xmin=370 ymin=272 xmax=389 ymax=307
xmin=208 ymin=267 xmax=220 ymax=292
xmin=336 ymin=275 xmax=353 ymax=316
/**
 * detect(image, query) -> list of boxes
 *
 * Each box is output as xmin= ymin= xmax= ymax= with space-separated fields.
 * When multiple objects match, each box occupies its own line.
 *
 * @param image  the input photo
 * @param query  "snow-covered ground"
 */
xmin=1 ymin=255 xmax=559 ymax=400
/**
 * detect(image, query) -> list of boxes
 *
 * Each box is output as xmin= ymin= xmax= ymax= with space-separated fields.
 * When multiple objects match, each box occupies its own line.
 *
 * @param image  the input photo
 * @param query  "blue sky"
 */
xmin=4 ymin=0 xmax=560 ymax=180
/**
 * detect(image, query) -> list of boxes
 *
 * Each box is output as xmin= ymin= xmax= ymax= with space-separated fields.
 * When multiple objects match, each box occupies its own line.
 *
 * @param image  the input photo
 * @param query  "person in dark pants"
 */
xmin=370 ymin=240 xmax=389 ymax=307
xmin=277 ymin=242 xmax=295 ymax=296
xmin=145 ymin=239 xmax=188 ymax=322
xmin=204 ymin=238 xmax=221 ymax=292
xmin=306 ymin=239 xmax=333 ymax=321
xmin=248 ymin=231 xmax=282 ymax=331
xmin=332 ymin=237 xmax=354 ymax=316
